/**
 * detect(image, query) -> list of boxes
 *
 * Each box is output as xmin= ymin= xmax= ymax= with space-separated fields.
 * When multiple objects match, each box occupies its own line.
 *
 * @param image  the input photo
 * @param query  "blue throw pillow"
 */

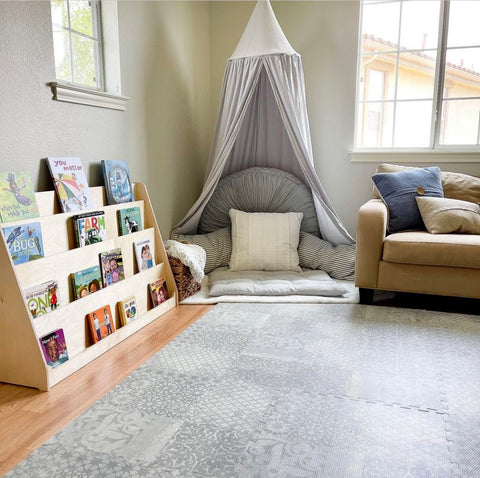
xmin=372 ymin=166 xmax=444 ymax=232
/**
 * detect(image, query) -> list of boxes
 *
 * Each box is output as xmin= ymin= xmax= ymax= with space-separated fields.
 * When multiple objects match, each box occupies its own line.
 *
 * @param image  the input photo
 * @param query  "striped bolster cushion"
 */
xmin=298 ymin=231 xmax=355 ymax=280
xmin=176 ymin=227 xmax=232 ymax=274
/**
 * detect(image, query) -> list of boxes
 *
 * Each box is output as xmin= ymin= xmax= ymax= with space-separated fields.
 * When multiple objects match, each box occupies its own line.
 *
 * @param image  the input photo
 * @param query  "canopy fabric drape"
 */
xmin=172 ymin=0 xmax=354 ymax=246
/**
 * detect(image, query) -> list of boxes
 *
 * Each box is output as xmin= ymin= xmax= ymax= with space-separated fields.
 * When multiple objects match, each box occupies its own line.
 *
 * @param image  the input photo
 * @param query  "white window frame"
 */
xmin=48 ymin=0 xmax=129 ymax=111
xmin=351 ymin=0 xmax=480 ymax=162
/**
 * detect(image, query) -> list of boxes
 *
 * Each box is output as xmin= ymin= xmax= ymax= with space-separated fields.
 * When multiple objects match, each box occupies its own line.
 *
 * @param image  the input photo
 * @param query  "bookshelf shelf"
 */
xmin=0 ymin=183 xmax=178 ymax=390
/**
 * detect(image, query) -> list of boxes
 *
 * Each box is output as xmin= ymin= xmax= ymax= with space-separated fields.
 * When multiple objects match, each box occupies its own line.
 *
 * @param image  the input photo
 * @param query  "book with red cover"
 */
xmin=148 ymin=278 xmax=169 ymax=307
xmin=86 ymin=305 xmax=115 ymax=343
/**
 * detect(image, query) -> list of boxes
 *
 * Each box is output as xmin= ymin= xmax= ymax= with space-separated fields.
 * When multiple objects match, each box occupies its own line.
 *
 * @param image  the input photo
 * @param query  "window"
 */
xmin=48 ymin=0 xmax=128 ymax=110
xmin=51 ymin=0 xmax=103 ymax=89
xmin=355 ymin=0 xmax=480 ymax=150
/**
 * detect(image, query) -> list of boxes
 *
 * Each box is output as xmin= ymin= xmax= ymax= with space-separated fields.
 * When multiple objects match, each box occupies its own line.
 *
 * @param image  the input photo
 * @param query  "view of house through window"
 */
xmin=51 ymin=0 xmax=104 ymax=90
xmin=355 ymin=0 xmax=480 ymax=149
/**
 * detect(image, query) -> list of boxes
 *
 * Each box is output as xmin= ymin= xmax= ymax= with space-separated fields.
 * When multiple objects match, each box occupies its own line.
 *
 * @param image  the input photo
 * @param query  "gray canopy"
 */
xmin=173 ymin=0 xmax=354 ymax=245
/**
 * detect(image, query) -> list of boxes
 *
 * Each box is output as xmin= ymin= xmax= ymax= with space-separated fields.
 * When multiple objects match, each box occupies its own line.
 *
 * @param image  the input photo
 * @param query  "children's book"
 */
xmin=73 ymin=210 xmax=107 ymax=247
xmin=86 ymin=305 xmax=115 ymax=343
xmin=46 ymin=157 xmax=95 ymax=213
xmin=101 ymin=160 xmax=134 ymax=205
xmin=71 ymin=264 xmax=102 ymax=299
xmin=39 ymin=329 xmax=69 ymax=368
xmin=25 ymin=279 xmax=60 ymax=319
xmin=134 ymin=238 xmax=155 ymax=272
xmin=148 ymin=278 xmax=169 ymax=307
xmin=117 ymin=206 xmax=142 ymax=235
xmin=99 ymin=248 xmax=125 ymax=287
xmin=0 ymin=171 xmax=39 ymax=223
xmin=117 ymin=296 xmax=137 ymax=326
xmin=2 ymin=221 xmax=44 ymax=265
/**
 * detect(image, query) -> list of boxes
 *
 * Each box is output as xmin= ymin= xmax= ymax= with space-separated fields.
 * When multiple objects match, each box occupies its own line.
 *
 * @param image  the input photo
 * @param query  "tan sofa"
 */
xmin=355 ymin=165 xmax=480 ymax=304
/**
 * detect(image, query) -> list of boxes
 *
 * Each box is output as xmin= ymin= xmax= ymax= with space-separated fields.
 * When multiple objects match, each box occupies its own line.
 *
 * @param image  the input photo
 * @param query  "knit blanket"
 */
xmin=164 ymin=240 xmax=206 ymax=283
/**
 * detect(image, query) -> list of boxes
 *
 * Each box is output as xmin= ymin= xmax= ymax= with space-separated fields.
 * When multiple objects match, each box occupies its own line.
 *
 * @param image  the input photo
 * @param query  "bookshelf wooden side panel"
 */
xmin=0 ymin=236 xmax=48 ymax=390
xmin=134 ymin=182 xmax=178 ymax=305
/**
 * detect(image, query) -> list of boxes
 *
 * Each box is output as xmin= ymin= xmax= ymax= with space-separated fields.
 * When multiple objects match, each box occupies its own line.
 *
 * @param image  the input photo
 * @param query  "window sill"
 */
xmin=48 ymin=82 xmax=130 ymax=111
xmin=350 ymin=149 xmax=480 ymax=163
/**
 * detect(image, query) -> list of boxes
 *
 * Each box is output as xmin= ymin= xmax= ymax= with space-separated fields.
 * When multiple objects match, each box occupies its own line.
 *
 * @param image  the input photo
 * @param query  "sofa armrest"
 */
xmin=355 ymin=199 xmax=388 ymax=289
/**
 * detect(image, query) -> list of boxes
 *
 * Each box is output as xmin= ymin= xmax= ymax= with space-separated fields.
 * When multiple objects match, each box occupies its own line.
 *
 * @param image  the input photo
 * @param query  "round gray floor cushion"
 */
xmin=199 ymin=167 xmax=321 ymax=236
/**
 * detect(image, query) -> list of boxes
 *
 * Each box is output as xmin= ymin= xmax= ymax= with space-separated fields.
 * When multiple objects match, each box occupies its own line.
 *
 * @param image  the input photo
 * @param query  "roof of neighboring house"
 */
xmin=363 ymin=34 xmax=480 ymax=78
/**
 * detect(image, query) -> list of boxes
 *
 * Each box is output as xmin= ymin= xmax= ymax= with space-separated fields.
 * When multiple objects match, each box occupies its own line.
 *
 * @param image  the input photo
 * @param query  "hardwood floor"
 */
xmin=0 ymin=304 xmax=213 ymax=476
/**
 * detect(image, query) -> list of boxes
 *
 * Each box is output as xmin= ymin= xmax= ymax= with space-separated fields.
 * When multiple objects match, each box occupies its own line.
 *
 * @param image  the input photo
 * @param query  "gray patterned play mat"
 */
xmin=9 ymin=303 xmax=480 ymax=477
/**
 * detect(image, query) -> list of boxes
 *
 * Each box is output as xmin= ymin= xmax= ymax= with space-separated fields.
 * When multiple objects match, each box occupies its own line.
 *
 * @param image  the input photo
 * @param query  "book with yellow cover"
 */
xmin=117 ymin=296 xmax=137 ymax=326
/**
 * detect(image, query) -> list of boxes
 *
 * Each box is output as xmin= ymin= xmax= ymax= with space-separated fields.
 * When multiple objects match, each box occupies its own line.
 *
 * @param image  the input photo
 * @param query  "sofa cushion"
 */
xmin=374 ymin=164 xmax=480 ymax=203
xmin=383 ymin=231 xmax=480 ymax=269
xmin=372 ymin=166 xmax=443 ymax=233
xmin=416 ymin=196 xmax=480 ymax=234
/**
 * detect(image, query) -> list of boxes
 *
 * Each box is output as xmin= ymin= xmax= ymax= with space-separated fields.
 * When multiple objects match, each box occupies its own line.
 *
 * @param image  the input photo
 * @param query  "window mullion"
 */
xmin=432 ymin=0 xmax=450 ymax=148
xmin=391 ymin=1 xmax=403 ymax=148
xmin=92 ymin=0 xmax=104 ymax=90
xmin=66 ymin=0 xmax=75 ymax=84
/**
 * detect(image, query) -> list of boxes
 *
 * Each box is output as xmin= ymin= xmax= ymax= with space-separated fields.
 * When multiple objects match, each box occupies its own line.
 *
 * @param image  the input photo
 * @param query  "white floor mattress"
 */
xmin=180 ymin=267 xmax=359 ymax=304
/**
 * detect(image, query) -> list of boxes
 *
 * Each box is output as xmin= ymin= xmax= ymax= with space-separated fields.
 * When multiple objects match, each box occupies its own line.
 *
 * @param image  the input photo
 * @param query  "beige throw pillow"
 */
xmin=229 ymin=209 xmax=303 ymax=272
xmin=416 ymin=196 xmax=480 ymax=234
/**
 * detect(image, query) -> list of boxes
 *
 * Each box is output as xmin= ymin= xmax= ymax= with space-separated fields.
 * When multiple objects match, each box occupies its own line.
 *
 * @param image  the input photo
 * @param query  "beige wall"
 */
xmin=119 ymin=1 xmax=211 ymax=237
xmin=2 ymin=1 xmax=479 ymax=238
xmin=0 ymin=1 xmax=210 ymax=238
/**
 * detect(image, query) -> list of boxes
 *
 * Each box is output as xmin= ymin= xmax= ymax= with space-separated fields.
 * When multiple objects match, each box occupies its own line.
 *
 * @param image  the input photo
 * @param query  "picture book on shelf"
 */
xmin=117 ymin=296 xmax=137 ymax=326
xmin=39 ymin=328 xmax=69 ymax=368
xmin=25 ymin=279 xmax=60 ymax=319
xmin=134 ymin=238 xmax=155 ymax=272
xmin=2 ymin=221 xmax=44 ymax=265
xmin=73 ymin=210 xmax=107 ymax=247
xmin=71 ymin=264 xmax=102 ymax=299
xmin=87 ymin=305 xmax=115 ymax=343
xmin=117 ymin=206 xmax=142 ymax=235
xmin=99 ymin=248 xmax=125 ymax=287
xmin=0 ymin=171 xmax=39 ymax=223
xmin=101 ymin=159 xmax=134 ymax=205
xmin=46 ymin=157 xmax=95 ymax=212
xmin=148 ymin=278 xmax=169 ymax=307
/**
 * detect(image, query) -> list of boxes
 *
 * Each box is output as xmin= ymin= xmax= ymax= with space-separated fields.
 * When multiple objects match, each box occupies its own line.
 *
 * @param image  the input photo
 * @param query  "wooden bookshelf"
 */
xmin=0 ymin=183 xmax=178 ymax=390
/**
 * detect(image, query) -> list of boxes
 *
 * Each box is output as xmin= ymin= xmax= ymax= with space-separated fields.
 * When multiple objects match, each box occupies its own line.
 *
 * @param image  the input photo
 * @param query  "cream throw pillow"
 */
xmin=416 ymin=196 xmax=480 ymax=234
xmin=229 ymin=209 xmax=303 ymax=271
